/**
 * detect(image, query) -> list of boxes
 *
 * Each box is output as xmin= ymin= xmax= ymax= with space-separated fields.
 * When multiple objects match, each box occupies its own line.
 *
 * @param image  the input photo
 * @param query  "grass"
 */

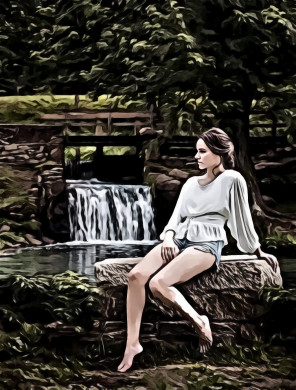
xmin=0 ymin=95 xmax=147 ymax=124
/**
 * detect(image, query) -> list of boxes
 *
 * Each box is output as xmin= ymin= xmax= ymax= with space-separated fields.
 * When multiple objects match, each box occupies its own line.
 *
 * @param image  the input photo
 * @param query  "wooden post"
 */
xmin=74 ymin=95 xmax=80 ymax=109
xmin=95 ymin=121 xmax=104 ymax=135
xmin=108 ymin=112 xmax=112 ymax=134
xmin=63 ymin=121 xmax=70 ymax=136
xmin=75 ymin=147 xmax=80 ymax=163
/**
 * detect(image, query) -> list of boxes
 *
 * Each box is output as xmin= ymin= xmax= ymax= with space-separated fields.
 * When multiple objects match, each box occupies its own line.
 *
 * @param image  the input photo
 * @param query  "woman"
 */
xmin=117 ymin=127 xmax=278 ymax=373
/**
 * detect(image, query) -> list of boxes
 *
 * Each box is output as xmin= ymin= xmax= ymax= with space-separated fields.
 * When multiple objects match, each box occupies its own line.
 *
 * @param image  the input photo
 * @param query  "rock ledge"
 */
xmin=94 ymin=255 xmax=282 ymax=343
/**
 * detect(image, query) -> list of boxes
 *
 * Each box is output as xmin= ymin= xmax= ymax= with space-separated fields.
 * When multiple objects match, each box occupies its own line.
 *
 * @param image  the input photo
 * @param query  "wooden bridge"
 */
xmin=41 ymin=109 xmax=158 ymax=135
xmin=0 ymin=110 xmax=291 ymax=183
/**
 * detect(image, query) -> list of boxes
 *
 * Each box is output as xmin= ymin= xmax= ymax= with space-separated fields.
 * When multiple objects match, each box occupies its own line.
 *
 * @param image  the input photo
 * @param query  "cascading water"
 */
xmin=67 ymin=180 xmax=157 ymax=242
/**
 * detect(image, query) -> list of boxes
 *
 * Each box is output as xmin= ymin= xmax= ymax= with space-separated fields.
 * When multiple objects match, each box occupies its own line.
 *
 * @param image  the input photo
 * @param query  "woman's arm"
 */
xmin=159 ymin=178 xmax=192 ymax=240
xmin=227 ymin=174 xmax=279 ymax=272
xmin=227 ymin=174 xmax=260 ymax=253
xmin=158 ymin=178 xmax=193 ymax=262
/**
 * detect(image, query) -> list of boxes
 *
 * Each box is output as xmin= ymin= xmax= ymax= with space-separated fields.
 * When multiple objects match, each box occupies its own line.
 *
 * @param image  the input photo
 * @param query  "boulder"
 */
xmin=163 ymin=157 xmax=185 ymax=169
xmin=155 ymin=173 xmax=171 ymax=184
xmin=168 ymin=168 xmax=190 ymax=180
xmin=24 ymin=234 xmax=42 ymax=246
xmin=94 ymin=255 xmax=282 ymax=343
xmin=145 ymin=161 xmax=167 ymax=173
xmin=155 ymin=174 xmax=181 ymax=191
xmin=50 ymin=147 xmax=63 ymax=162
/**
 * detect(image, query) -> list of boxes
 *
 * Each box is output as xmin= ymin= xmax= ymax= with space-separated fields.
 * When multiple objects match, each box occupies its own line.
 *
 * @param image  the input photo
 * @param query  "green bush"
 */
xmin=0 ymin=166 xmax=40 ymax=250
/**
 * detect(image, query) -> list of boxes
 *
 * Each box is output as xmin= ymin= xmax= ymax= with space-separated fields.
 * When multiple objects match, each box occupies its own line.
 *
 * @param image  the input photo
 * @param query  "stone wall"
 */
xmin=0 ymin=126 xmax=69 ymax=247
xmin=94 ymin=256 xmax=282 ymax=347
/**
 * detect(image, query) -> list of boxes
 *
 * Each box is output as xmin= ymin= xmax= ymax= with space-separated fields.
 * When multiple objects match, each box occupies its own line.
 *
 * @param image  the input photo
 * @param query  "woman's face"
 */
xmin=195 ymin=139 xmax=221 ymax=171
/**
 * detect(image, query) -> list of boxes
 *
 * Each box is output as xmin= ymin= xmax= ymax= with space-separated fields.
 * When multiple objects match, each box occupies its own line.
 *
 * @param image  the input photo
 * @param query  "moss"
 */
xmin=0 ymin=166 xmax=40 ymax=250
xmin=0 ymin=95 xmax=147 ymax=124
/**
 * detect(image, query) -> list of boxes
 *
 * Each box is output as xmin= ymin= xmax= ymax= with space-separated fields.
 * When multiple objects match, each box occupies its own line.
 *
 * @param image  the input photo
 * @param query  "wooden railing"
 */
xmin=41 ymin=110 xmax=157 ymax=135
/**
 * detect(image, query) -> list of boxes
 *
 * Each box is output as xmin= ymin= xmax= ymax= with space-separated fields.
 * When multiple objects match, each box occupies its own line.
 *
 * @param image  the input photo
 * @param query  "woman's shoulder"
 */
xmin=222 ymin=169 xmax=245 ymax=181
xmin=184 ymin=175 xmax=199 ymax=186
xmin=218 ymin=170 xmax=247 ymax=189
xmin=221 ymin=170 xmax=249 ymax=193
xmin=185 ymin=174 xmax=200 ymax=182
xmin=186 ymin=170 xmax=246 ymax=186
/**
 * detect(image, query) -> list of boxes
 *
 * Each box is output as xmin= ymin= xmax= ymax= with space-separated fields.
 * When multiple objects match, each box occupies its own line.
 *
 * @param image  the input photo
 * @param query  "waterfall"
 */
xmin=67 ymin=180 xmax=157 ymax=242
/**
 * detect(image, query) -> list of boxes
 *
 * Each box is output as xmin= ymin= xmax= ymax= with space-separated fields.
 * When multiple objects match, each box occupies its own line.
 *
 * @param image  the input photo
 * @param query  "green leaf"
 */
xmin=0 ymin=232 xmax=27 ymax=243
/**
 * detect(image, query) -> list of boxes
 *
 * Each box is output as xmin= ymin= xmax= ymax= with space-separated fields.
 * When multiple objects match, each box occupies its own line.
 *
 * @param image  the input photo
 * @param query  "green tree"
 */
xmin=82 ymin=0 xmax=214 ymax=122
xmin=29 ymin=0 xmax=109 ymax=95
xmin=1 ymin=0 xmax=295 ymax=224
xmin=0 ymin=1 xmax=42 ymax=94
xmin=183 ymin=0 xmax=296 ymax=220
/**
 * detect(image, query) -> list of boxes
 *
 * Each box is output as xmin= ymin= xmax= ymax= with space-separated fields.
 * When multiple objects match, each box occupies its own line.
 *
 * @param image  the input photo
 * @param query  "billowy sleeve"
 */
xmin=227 ymin=174 xmax=260 ymax=253
xmin=159 ymin=179 xmax=191 ymax=240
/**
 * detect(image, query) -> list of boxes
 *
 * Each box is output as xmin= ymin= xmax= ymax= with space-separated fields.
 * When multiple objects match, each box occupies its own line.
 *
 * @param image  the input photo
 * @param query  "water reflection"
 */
xmin=0 ymin=242 xmax=158 ymax=283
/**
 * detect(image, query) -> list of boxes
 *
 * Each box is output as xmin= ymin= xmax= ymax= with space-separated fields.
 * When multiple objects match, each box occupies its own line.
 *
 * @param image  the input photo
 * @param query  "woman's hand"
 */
xmin=260 ymin=252 xmax=279 ymax=273
xmin=161 ymin=231 xmax=180 ymax=264
xmin=255 ymin=247 xmax=279 ymax=272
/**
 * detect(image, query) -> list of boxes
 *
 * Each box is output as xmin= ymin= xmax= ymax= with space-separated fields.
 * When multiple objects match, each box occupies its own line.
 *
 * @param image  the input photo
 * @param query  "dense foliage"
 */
xmin=0 ymin=166 xmax=40 ymax=249
xmin=0 ymin=271 xmax=295 ymax=389
xmin=1 ymin=1 xmax=296 ymax=137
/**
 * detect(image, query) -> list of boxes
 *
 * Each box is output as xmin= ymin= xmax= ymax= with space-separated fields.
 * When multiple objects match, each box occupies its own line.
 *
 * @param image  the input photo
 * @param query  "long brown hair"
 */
xmin=198 ymin=127 xmax=236 ymax=177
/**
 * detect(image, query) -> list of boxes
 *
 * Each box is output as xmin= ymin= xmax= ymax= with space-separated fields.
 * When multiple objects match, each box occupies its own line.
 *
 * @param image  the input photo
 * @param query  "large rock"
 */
xmin=168 ymin=168 xmax=190 ymax=180
xmin=155 ymin=174 xmax=181 ymax=191
xmin=145 ymin=161 xmax=167 ymax=173
xmin=94 ymin=255 xmax=282 ymax=342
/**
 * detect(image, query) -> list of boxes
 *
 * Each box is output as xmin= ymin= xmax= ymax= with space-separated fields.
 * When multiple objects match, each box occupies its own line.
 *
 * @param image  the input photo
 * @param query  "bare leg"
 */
xmin=149 ymin=247 xmax=216 ymax=353
xmin=117 ymin=243 xmax=164 ymax=372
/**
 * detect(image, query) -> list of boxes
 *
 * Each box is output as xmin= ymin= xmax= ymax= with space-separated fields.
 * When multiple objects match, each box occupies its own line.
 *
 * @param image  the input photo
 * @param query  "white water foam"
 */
xmin=67 ymin=182 xmax=157 ymax=242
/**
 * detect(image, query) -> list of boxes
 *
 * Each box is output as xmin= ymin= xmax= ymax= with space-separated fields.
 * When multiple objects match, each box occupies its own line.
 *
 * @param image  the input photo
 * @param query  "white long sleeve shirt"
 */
xmin=159 ymin=169 xmax=260 ymax=253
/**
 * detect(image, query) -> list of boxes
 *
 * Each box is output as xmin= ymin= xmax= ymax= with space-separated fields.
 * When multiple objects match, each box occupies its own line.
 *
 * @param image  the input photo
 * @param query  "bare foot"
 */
xmin=117 ymin=343 xmax=143 ymax=372
xmin=193 ymin=315 xmax=213 ymax=354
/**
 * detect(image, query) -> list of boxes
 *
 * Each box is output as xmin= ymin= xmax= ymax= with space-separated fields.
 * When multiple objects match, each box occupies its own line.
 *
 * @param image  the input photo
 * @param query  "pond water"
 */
xmin=0 ymin=241 xmax=295 ymax=287
xmin=0 ymin=241 xmax=158 ymax=283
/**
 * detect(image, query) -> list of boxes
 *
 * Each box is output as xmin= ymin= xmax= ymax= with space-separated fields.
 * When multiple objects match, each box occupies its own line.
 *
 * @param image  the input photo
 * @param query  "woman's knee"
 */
xmin=149 ymin=276 xmax=163 ymax=296
xmin=127 ymin=269 xmax=148 ymax=286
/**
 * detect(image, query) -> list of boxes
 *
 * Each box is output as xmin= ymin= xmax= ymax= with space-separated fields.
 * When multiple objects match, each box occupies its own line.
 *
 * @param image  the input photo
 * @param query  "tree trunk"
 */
xmin=220 ymin=100 xmax=296 ymax=235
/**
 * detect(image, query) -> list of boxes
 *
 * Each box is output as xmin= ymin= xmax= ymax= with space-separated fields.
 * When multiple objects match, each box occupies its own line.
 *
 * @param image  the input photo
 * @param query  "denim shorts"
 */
xmin=173 ymin=237 xmax=224 ymax=271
